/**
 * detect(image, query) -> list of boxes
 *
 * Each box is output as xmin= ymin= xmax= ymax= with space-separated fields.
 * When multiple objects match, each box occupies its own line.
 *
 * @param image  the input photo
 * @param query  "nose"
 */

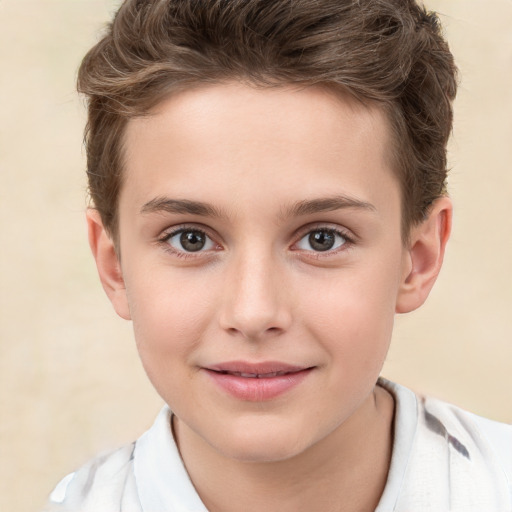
xmin=218 ymin=251 xmax=292 ymax=340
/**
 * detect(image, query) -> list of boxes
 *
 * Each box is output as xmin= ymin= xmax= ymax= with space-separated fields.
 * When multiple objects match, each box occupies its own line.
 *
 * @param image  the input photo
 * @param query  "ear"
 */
xmin=86 ymin=209 xmax=131 ymax=320
xmin=396 ymin=197 xmax=452 ymax=314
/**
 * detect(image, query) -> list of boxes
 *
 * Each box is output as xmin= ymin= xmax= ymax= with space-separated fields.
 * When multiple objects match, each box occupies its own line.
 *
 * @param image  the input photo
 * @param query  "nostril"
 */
xmin=224 ymin=324 xmax=283 ymax=339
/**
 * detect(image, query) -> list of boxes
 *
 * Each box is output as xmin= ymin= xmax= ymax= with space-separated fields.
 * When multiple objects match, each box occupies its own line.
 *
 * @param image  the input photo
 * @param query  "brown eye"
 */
xmin=296 ymin=229 xmax=348 ymax=252
xmin=180 ymin=231 xmax=206 ymax=252
xmin=308 ymin=230 xmax=336 ymax=251
xmin=165 ymin=229 xmax=215 ymax=253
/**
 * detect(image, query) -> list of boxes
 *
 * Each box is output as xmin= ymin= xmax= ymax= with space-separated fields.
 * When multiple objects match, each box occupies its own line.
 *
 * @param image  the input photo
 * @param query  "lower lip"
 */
xmin=203 ymin=368 xmax=313 ymax=401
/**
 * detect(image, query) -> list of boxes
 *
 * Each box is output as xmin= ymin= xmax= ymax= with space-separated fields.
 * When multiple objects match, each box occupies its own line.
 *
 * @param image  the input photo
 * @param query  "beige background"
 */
xmin=0 ymin=1 xmax=511 ymax=511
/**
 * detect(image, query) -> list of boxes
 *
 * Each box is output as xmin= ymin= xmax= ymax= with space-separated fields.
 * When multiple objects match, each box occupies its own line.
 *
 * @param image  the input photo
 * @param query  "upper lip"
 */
xmin=205 ymin=361 xmax=312 ymax=377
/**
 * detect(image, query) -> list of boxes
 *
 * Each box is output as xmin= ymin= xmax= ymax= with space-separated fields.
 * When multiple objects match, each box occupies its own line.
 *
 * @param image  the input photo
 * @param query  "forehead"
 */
xmin=121 ymin=82 xmax=399 ymax=221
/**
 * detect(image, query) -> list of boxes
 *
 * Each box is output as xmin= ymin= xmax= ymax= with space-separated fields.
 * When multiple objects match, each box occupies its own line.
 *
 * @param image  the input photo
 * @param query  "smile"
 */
xmin=216 ymin=370 xmax=291 ymax=378
xmin=203 ymin=362 xmax=314 ymax=401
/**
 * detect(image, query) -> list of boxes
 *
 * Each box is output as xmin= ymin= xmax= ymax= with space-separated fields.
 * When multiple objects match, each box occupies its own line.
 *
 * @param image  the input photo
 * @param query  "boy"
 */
xmin=45 ymin=0 xmax=512 ymax=510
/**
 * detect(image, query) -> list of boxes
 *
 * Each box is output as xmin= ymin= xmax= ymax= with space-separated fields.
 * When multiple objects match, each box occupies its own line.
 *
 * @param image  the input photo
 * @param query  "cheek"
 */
xmin=125 ymin=270 xmax=217 ymax=373
xmin=302 ymin=261 xmax=400 ymax=370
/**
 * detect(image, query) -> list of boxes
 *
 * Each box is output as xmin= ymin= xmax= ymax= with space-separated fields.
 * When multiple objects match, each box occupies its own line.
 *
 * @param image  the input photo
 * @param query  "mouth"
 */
xmin=203 ymin=361 xmax=314 ymax=401
xmin=206 ymin=361 xmax=312 ymax=377
xmin=213 ymin=370 xmax=294 ymax=378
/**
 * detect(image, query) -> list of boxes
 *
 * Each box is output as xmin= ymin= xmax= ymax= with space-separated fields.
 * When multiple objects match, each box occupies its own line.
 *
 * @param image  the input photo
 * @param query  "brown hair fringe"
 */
xmin=78 ymin=0 xmax=457 ymax=241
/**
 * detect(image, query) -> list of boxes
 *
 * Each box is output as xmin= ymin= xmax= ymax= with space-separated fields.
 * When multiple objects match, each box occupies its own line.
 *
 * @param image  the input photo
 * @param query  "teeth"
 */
xmin=216 ymin=369 xmax=298 ymax=378
xmin=231 ymin=371 xmax=287 ymax=378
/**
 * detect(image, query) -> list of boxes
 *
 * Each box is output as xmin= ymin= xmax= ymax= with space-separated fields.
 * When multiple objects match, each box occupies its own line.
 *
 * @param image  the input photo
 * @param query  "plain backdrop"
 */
xmin=0 ymin=1 xmax=511 ymax=511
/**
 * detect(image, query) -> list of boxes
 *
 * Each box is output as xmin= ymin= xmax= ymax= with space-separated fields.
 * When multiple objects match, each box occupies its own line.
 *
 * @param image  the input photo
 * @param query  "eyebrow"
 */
xmin=140 ymin=197 xmax=225 ymax=218
xmin=283 ymin=195 xmax=377 ymax=218
xmin=140 ymin=194 xmax=376 ymax=219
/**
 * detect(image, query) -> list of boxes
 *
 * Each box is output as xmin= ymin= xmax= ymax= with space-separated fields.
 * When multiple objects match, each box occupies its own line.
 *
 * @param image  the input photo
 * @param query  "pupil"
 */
xmin=309 ymin=230 xmax=335 ymax=251
xmin=180 ymin=231 xmax=205 ymax=252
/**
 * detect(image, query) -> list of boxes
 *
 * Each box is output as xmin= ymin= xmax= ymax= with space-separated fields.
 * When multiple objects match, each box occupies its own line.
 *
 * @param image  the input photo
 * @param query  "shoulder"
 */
xmin=412 ymin=392 xmax=512 ymax=509
xmin=378 ymin=378 xmax=512 ymax=511
xmin=421 ymin=394 xmax=512 ymax=481
xmin=381 ymin=378 xmax=512 ymax=477
xmin=43 ymin=443 xmax=142 ymax=512
xmin=42 ymin=406 xmax=203 ymax=512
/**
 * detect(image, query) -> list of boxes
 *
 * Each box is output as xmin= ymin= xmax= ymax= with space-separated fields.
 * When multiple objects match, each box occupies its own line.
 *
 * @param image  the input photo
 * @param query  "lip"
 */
xmin=203 ymin=361 xmax=314 ymax=401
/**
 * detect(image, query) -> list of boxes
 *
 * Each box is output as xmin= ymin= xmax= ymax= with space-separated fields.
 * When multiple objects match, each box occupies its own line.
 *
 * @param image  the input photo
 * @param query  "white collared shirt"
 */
xmin=44 ymin=379 xmax=512 ymax=511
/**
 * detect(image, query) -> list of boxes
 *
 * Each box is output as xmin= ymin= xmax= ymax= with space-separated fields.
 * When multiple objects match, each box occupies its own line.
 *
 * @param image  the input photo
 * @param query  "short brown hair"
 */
xmin=78 ymin=0 xmax=457 ymax=241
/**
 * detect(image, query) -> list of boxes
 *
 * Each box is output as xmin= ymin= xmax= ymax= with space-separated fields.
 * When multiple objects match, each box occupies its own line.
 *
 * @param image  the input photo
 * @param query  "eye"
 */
xmin=164 ymin=229 xmax=216 ymax=253
xmin=295 ymin=228 xmax=348 ymax=252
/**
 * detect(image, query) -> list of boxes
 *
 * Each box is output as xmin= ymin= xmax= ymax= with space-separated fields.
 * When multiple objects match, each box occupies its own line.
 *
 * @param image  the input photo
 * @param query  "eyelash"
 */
xmin=292 ymin=225 xmax=355 ymax=257
xmin=157 ymin=226 xmax=219 ymax=259
xmin=157 ymin=224 xmax=355 ymax=259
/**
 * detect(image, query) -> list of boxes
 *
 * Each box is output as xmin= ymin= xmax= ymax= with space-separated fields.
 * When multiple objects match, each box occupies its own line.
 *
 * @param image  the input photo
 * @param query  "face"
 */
xmin=112 ymin=83 xmax=412 ymax=462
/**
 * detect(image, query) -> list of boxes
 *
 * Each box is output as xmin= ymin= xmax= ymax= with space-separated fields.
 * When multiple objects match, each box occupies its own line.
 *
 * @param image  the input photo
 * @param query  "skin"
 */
xmin=88 ymin=82 xmax=452 ymax=512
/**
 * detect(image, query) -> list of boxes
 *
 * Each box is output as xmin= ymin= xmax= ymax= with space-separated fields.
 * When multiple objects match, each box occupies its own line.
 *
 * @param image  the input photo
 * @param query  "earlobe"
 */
xmin=395 ymin=197 xmax=452 ymax=314
xmin=86 ymin=209 xmax=131 ymax=320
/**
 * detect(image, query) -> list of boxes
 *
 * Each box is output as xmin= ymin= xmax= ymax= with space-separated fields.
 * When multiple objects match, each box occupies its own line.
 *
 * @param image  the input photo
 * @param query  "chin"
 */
xmin=208 ymin=417 xmax=315 ymax=463
xmin=220 ymin=438 xmax=305 ymax=464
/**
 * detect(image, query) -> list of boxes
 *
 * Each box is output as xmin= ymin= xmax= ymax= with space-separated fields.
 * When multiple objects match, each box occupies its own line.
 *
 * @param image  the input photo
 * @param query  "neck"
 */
xmin=173 ymin=385 xmax=394 ymax=512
